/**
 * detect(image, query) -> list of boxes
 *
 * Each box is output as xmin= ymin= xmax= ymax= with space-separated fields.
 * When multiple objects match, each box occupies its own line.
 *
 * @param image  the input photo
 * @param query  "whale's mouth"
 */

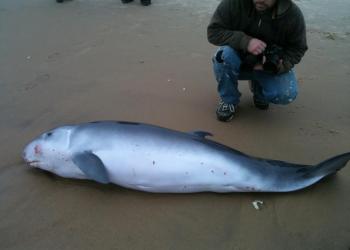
xmin=26 ymin=160 xmax=40 ymax=167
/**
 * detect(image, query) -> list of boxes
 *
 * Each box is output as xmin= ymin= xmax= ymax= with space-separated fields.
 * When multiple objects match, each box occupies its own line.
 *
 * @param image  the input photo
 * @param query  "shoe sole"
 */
xmin=216 ymin=114 xmax=234 ymax=122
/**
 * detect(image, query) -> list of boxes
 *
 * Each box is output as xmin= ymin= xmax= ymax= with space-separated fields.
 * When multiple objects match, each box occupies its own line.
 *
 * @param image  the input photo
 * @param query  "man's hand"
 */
xmin=247 ymin=38 xmax=267 ymax=55
xmin=253 ymin=64 xmax=264 ymax=70
xmin=253 ymin=56 xmax=266 ymax=70
xmin=278 ymin=59 xmax=283 ymax=70
xmin=255 ymin=59 xmax=284 ymax=73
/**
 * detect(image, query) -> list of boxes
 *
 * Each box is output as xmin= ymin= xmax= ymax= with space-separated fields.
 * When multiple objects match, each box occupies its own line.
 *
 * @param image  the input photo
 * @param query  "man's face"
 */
xmin=253 ymin=0 xmax=277 ymax=12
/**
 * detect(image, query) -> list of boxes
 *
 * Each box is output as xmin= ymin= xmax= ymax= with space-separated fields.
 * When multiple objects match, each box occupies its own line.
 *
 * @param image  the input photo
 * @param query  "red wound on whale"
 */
xmin=34 ymin=145 xmax=42 ymax=155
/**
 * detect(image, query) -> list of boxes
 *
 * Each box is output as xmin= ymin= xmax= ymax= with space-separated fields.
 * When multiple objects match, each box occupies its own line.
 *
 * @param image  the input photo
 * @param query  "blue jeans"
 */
xmin=212 ymin=46 xmax=298 ymax=105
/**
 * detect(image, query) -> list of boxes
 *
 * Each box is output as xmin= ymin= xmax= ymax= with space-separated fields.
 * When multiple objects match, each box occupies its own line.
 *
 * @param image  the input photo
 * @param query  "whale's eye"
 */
xmin=47 ymin=132 xmax=53 ymax=137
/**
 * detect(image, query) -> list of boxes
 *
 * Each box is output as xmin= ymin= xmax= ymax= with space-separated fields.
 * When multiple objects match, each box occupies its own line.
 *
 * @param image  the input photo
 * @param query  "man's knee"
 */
xmin=213 ymin=46 xmax=241 ymax=70
xmin=265 ymin=88 xmax=298 ymax=105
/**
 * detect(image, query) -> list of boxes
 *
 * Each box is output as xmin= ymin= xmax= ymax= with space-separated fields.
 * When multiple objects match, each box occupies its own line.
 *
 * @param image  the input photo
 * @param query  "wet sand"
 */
xmin=1 ymin=0 xmax=350 ymax=249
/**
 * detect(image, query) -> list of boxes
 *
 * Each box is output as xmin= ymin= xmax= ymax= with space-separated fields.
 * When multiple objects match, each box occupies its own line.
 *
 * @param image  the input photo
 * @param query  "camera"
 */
xmin=263 ymin=44 xmax=283 ymax=73
xmin=240 ymin=44 xmax=283 ymax=74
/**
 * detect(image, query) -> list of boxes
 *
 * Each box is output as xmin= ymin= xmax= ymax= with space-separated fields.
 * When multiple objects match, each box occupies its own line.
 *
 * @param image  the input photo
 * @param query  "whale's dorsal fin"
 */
xmin=72 ymin=151 xmax=109 ymax=184
xmin=189 ymin=130 xmax=213 ymax=139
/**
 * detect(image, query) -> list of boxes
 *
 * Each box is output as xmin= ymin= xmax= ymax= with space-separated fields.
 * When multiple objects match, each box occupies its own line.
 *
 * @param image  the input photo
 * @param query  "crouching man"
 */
xmin=207 ymin=0 xmax=307 ymax=121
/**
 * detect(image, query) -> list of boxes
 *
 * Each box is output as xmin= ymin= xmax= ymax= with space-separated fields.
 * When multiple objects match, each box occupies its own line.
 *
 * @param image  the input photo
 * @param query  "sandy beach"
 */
xmin=0 ymin=0 xmax=350 ymax=249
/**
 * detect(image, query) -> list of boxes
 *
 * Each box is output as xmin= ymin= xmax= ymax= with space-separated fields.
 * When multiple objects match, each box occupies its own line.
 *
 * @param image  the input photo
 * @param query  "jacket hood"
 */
xmin=275 ymin=0 xmax=293 ymax=18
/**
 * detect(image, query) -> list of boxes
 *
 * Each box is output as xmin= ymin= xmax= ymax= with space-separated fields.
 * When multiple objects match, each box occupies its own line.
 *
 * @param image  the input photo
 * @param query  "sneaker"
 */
xmin=216 ymin=101 xmax=236 ymax=122
xmin=253 ymin=97 xmax=269 ymax=110
xmin=141 ymin=0 xmax=151 ymax=5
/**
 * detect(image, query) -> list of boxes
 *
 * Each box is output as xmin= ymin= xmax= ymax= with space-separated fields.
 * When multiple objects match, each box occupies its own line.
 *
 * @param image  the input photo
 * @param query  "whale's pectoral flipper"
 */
xmin=72 ymin=151 xmax=109 ymax=184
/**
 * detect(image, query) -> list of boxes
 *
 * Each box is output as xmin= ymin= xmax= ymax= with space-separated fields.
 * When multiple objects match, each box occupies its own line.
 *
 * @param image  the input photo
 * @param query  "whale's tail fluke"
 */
xmin=302 ymin=152 xmax=350 ymax=179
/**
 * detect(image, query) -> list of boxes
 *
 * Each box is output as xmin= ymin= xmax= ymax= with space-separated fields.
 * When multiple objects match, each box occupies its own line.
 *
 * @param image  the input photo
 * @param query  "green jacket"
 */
xmin=207 ymin=0 xmax=308 ymax=74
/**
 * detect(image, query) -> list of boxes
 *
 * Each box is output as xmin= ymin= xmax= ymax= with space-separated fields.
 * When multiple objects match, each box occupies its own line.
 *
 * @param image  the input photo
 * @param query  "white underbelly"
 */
xmin=94 ymin=147 xmax=251 ymax=193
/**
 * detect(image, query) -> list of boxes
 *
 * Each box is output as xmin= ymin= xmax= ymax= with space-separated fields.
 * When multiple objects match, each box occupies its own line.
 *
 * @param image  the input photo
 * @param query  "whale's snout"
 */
xmin=22 ymin=143 xmax=39 ymax=167
xmin=22 ymin=150 xmax=27 ymax=162
xmin=22 ymin=144 xmax=30 ymax=163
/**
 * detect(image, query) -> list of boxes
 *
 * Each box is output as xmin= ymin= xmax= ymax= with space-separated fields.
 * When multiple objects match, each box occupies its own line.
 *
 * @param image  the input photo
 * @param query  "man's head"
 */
xmin=253 ymin=0 xmax=277 ymax=12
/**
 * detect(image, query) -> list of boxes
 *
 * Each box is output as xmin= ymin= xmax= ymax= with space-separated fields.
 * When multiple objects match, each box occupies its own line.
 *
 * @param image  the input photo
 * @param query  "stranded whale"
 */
xmin=22 ymin=121 xmax=350 ymax=192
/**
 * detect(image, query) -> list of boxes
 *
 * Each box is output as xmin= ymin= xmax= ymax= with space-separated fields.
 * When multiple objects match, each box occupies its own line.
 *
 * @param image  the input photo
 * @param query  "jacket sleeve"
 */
xmin=207 ymin=0 xmax=252 ymax=51
xmin=278 ymin=6 xmax=308 ymax=74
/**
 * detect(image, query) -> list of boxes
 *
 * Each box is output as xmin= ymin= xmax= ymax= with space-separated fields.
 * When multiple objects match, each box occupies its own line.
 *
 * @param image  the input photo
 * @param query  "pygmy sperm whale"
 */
xmin=22 ymin=121 xmax=350 ymax=193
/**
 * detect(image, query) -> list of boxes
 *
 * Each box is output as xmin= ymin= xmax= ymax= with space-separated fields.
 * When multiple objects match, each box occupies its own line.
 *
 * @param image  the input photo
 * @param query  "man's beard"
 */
xmin=255 ymin=2 xmax=269 ymax=11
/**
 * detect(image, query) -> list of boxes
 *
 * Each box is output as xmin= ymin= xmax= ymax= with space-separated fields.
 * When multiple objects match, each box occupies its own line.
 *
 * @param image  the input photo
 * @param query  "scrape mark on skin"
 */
xmin=152 ymin=160 xmax=156 ymax=165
